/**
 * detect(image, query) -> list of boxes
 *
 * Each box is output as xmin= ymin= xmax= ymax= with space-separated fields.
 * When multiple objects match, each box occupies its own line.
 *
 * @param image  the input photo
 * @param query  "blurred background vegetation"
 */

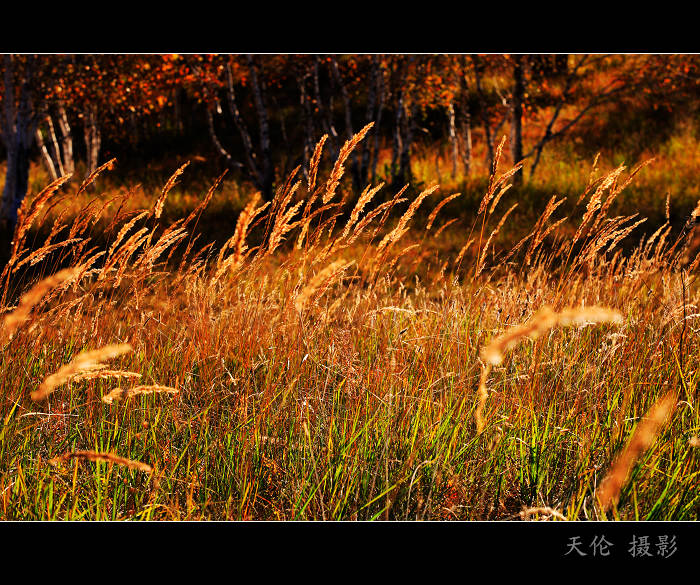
xmin=2 ymin=54 xmax=699 ymax=239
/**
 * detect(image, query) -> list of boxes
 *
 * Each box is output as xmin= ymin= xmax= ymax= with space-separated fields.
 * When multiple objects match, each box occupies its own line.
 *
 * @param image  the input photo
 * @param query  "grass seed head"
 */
xmin=32 ymin=343 xmax=134 ymax=402
xmin=596 ymin=391 xmax=676 ymax=512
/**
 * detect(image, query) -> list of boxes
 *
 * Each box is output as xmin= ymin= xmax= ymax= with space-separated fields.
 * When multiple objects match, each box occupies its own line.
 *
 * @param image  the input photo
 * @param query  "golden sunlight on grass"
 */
xmin=0 ymin=127 xmax=698 ymax=521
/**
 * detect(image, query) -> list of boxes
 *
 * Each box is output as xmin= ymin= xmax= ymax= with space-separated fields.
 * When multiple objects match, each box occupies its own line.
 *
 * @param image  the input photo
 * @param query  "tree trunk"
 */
xmin=399 ymin=103 xmax=414 ymax=185
xmin=36 ymin=123 xmax=60 ymax=181
xmin=331 ymin=56 xmax=361 ymax=189
xmin=313 ymin=56 xmax=340 ymax=160
xmin=83 ymin=104 xmax=101 ymax=175
xmin=35 ymin=107 xmax=75 ymax=182
xmin=370 ymin=60 xmax=385 ymax=184
xmin=391 ymin=90 xmax=404 ymax=184
xmin=56 ymin=104 xmax=75 ymax=175
xmin=359 ymin=56 xmax=379 ymax=186
xmin=459 ymin=56 xmax=473 ymax=177
xmin=205 ymin=104 xmax=242 ymax=171
xmin=472 ymin=55 xmax=495 ymax=172
xmin=45 ymin=114 xmax=65 ymax=176
xmin=246 ymin=55 xmax=273 ymax=201
xmin=392 ymin=97 xmax=414 ymax=186
xmin=448 ymin=101 xmax=458 ymax=179
xmin=296 ymin=65 xmax=315 ymax=179
xmin=510 ymin=55 xmax=525 ymax=186
xmin=1 ymin=55 xmax=36 ymax=235
xmin=461 ymin=107 xmax=473 ymax=177
xmin=555 ymin=54 xmax=568 ymax=76
xmin=174 ymin=87 xmax=184 ymax=134
xmin=2 ymin=135 xmax=32 ymax=231
xmin=223 ymin=64 xmax=261 ymax=185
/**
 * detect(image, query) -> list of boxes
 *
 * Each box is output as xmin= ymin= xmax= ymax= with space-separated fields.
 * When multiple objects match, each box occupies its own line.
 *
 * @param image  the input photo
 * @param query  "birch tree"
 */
xmin=1 ymin=55 xmax=39 ymax=232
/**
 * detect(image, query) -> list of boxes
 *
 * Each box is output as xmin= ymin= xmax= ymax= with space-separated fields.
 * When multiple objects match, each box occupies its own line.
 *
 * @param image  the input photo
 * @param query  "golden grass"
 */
xmin=2 ymin=267 xmax=81 ymax=340
xmin=70 ymin=370 xmax=142 ymax=383
xmin=595 ymin=391 xmax=677 ymax=512
xmin=475 ymin=306 xmax=623 ymax=433
xmin=1 ymin=125 xmax=697 ymax=520
xmin=323 ymin=122 xmax=373 ymax=204
xmin=480 ymin=306 xmax=624 ymax=367
xmin=49 ymin=450 xmax=152 ymax=474
xmin=153 ymin=161 xmax=190 ymax=220
xmin=101 ymin=384 xmax=179 ymax=404
xmin=294 ymin=260 xmax=355 ymax=313
xmin=32 ymin=343 xmax=134 ymax=402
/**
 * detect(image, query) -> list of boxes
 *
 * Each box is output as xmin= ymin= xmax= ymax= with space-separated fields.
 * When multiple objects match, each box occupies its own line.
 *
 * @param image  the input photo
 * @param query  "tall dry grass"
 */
xmin=0 ymin=127 xmax=698 ymax=520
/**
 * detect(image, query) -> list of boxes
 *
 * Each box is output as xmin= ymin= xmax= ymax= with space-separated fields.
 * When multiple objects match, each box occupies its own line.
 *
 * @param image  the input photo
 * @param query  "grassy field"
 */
xmin=0 ymin=128 xmax=698 ymax=521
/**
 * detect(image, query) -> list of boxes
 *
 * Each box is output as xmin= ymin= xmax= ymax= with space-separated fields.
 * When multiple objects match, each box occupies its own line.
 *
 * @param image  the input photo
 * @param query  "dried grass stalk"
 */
xmin=267 ymin=198 xmax=304 ymax=256
xmin=308 ymin=134 xmax=328 ymax=194
xmin=341 ymin=182 xmax=385 ymax=240
xmin=102 ymin=384 xmax=179 ymax=404
xmin=376 ymin=185 xmax=439 ymax=256
xmin=76 ymin=158 xmax=116 ymax=196
xmin=13 ymin=175 xmax=73 ymax=249
xmin=347 ymin=192 xmax=408 ymax=245
xmin=434 ymin=218 xmax=460 ymax=238
xmin=108 ymin=210 xmax=149 ymax=258
xmin=153 ymin=162 xmax=190 ymax=220
xmin=475 ymin=306 xmax=623 ymax=432
xmin=520 ymin=506 xmax=568 ymax=521
xmin=49 ymin=450 xmax=152 ymax=473
xmin=323 ymin=123 xmax=373 ymax=204
xmin=476 ymin=203 xmax=518 ymax=276
xmin=294 ymin=260 xmax=354 ymax=313
xmin=216 ymin=192 xmax=269 ymax=278
xmin=32 ymin=343 xmax=133 ymax=402
xmin=480 ymin=305 xmax=623 ymax=366
xmin=11 ymin=239 xmax=83 ymax=273
xmin=596 ymin=391 xmax=676 ymax=512
xmin=2 ymin=267 xmax=81 ymax=339
xmin=70 ymin=370 xmax=142 ymax=383
xmin=181 ymin=170 xmax=227 ymax=230
xmin=474 ymin=363 xmax=492 ymax=434
xmin=427 ymin=192 xmax=461 ymax=231
xmin=453 ymin=237 xmax=475 ymax=268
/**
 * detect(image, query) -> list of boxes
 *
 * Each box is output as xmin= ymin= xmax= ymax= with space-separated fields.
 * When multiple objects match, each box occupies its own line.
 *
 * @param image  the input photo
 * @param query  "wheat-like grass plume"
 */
xmin=308 ymin=134 xmax=328 ymax=194
xmin=434 ymin=218 xmax=460 ymax=239
xmin=323 ymin=123 xmax=373 ymax=204
xmin=2 ymin=267 xmax=81 ymax=340
xmin=108 ymin=211 xmax=149 ymax=258
xmin=595 ymin=391 xmax=676 ymax=512
xmin=70 ymin=370 xmax=142 ymax=383
xmin=376 ymin=185 xmax=439 ymax=256
xmin=341 ymin=182 xmax=385 ymax=240
xmin=153 ymin=162 xmax=190 ymax=220
xmin=267 ymin=193 xmax=304 ymax=256
xmin=11 ymin=239 xmax=84 ymax=273
xmin=520 ymin=506 xmax=568 ymax=521
xmin=481 ymin=305 xmax=623 ymax=366
xmin=475 ymin=306 xmax=623 ymax=432
xmin=347 ymin=191 xmax=409 ymax=246
xmin=49 ymin=450 xmax=152 ymax=473
xmin=1 ymin=175 xmax=73 ymax=290
xmin=102 ymin=384 xmax=179 ymax=404
xmin=426 ymin=192 xmax=461 ymax=231
xmin=294 ymin=260 xmax=354 ymax=313
xmin=215 ymin=192 xmax=269 ymax=280
xmin=475 ymin=203 xmax=518 ymax=276
xmin=75 ymin=158 xmax=116 ymax=197
xmin=32 ymin=343 xmax=134 ymax=402
xmin=454 ymin=237 xmax=475 ymax=269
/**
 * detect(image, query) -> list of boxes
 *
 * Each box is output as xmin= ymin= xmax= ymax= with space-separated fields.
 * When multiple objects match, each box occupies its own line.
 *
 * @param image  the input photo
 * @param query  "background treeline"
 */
xmin=2 ymin=54 xmax=700 ymax=230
